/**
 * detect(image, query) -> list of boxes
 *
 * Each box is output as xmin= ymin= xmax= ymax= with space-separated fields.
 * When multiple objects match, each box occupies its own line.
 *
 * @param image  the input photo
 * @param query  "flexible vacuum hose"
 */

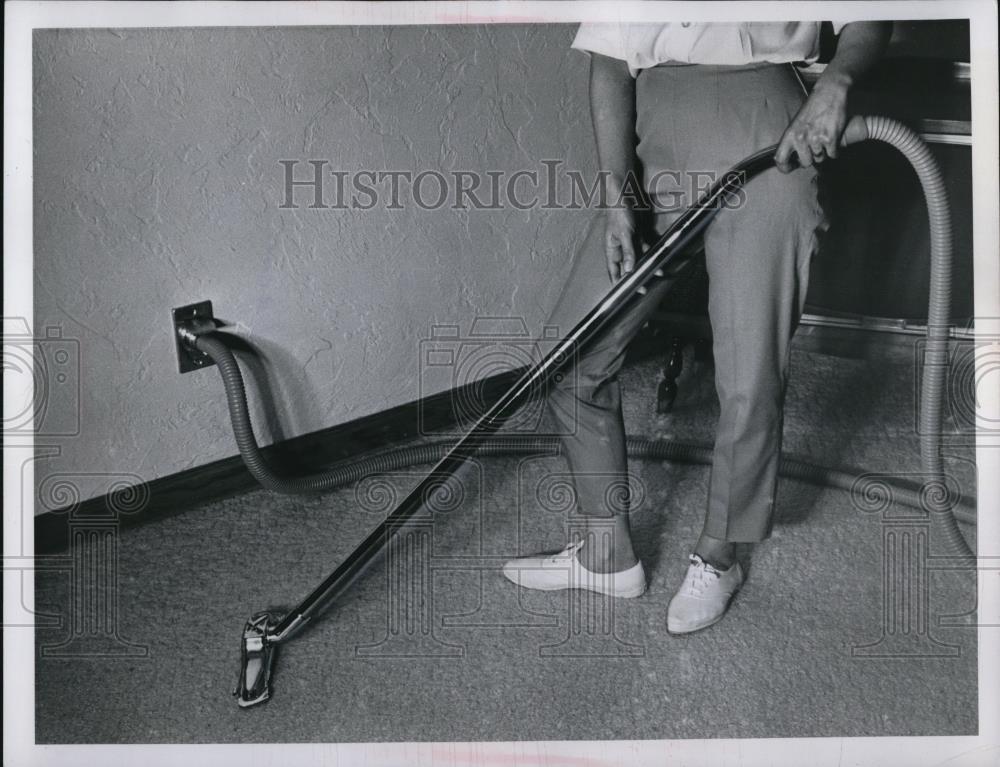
xmin=860 ymin=116 xmax=973 ymax=558
xmin=192 ymin=116 xmax=976 ymax=553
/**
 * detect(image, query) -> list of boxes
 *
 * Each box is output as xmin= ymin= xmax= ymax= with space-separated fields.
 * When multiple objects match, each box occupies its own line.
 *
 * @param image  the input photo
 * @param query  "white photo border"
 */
xmin=5 ymin=2 xmax=998 ymax=766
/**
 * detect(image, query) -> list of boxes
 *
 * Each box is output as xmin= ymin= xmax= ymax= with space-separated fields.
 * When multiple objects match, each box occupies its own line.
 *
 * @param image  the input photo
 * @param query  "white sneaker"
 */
xmin=666 ymin=554 xmax=744 ymax=634
xmin=502 ymin=540 xmax=647 ymax=598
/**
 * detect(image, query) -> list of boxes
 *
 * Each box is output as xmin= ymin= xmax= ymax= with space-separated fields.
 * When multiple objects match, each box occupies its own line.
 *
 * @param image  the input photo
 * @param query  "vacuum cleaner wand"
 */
xmin=275 ymin=148 xmax=778 ymax=634
xmin=232 ymin=141 xmax=782 ymax=707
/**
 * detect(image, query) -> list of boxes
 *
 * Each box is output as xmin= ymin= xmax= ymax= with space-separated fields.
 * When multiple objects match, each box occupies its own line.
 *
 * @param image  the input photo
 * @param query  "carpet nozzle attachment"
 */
xmin=234 ymin=612 xmax=279 ymax=708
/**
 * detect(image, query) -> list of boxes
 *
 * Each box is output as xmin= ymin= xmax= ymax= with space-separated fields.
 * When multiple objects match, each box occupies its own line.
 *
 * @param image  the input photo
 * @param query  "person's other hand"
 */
xmin=605 ymin=205 xmax=638 ymax=282
xmin=774 ymin=75 xmax=850 ymax=173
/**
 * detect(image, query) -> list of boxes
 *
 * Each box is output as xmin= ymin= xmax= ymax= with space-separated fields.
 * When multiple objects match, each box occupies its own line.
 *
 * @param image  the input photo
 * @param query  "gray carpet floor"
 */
xmin=35 ymin=345 xmax=979 ymax=743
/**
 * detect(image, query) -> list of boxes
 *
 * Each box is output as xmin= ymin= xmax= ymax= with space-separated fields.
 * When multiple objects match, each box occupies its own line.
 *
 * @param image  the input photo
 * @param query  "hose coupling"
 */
xmin=176 ymin=316 xmax=218 ymax=350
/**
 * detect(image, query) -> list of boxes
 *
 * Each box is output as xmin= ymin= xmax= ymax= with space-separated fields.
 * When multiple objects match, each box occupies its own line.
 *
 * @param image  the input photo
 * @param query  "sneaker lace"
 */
xmin=545 ymin=539 xmax=584 ymax=565
xmin=683 ymin=554 xmax=722 ymax=595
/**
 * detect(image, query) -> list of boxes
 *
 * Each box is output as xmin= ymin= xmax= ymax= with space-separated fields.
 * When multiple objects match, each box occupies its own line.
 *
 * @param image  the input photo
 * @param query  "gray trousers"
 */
xmin=546 ymin=63 xmax=826 ymax=542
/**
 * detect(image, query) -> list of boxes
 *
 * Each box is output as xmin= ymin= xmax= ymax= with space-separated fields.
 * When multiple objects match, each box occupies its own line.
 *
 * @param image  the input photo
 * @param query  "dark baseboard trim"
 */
xmin=34 ymin=369 xmax=523 ymax=554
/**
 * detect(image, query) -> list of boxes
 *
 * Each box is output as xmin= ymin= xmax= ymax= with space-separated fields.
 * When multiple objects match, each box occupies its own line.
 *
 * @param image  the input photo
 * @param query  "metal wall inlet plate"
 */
xmin=172 ymin=300 xmax=216 ymax=373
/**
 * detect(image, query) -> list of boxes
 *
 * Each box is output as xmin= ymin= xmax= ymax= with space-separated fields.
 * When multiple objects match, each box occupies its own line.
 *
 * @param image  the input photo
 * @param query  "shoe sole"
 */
xmin=502 ymin=569 xmax=646 ymax=599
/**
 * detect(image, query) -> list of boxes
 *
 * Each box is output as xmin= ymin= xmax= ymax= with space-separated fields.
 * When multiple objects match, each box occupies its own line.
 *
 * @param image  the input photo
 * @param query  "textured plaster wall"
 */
xmin=33 ymin=26 xmax=595 ymax=507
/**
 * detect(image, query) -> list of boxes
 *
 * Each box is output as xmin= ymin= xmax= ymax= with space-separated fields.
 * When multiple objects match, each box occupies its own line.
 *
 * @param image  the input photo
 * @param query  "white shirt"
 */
xmin=572 ymin=22 xmax=849 ymax=77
